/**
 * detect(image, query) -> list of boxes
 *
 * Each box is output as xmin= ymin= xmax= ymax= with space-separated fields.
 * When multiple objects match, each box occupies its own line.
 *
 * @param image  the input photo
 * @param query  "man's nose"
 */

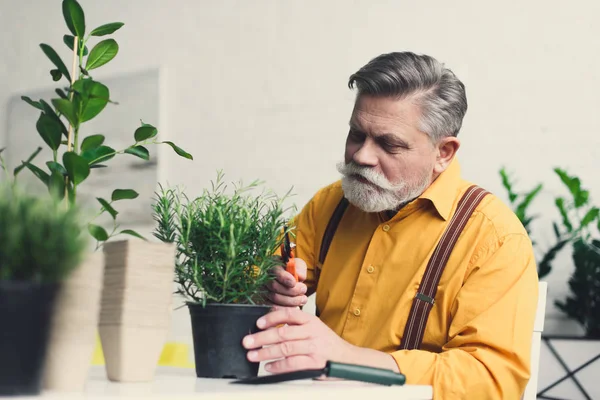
xmin=352 ymin=139 xmax=378 ymax=167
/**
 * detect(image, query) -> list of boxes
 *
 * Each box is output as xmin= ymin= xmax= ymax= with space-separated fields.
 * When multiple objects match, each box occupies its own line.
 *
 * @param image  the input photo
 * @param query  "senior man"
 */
xmin=242 ymin=51 xmax=539 ymax=399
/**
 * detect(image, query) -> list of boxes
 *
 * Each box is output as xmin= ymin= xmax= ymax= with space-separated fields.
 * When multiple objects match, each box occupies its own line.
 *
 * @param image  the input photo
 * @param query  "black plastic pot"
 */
xmin=188 ymin=303 xmax=272 ymax=379
xmin=0 ymin=281 xmax=59 ymax=396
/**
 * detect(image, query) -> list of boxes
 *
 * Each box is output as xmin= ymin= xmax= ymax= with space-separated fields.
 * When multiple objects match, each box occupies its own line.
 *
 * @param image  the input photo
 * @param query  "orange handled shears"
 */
xmin=281 ymin=228 xmax=297 ymax=282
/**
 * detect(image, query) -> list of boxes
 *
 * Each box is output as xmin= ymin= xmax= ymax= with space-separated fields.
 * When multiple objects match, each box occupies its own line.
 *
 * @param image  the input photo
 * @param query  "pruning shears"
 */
xmin=281 ymin=227 xmax=297 ymax=282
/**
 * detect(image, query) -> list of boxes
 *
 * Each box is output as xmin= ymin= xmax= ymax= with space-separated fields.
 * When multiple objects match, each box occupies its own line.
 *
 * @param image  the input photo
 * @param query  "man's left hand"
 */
xmin=242 ymin=307 xmax=353 ymax=373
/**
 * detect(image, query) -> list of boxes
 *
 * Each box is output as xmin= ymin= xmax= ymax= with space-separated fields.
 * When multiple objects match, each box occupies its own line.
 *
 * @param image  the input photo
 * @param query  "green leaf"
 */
xmin=134 ymin=124 xmax=158 ymax=142
xmin=581 ymin=207 xmax=599 ymax=228
xmin=63 ymin=151 xmax=90 ymax=185
xmin=120 ymin=229 xmax=146 ymax=240
xmin=46 ymin=161 xmax=67 ymax=175
xmin=597 ymin=216 xmax=600 ymax=232
xmin=40 ymin=100 xmax=68 ymax=137
xmin=124 ymin=146 xmax=149 ymax=160
xmin=88 ymin=224 xmax=108 ymax=241
xmin=111 ymin=189 xmax=139 ymax=201
xmin=81 ymin=145 xmax=115 ymax=165
xmin=14 ymin=147 xmax=42 ymax=177
xmin=575 ymin=190 xmax=589 ymax=208
xmin=555 ymin=197 xmax=573 ymax=233
xmin=72 ymin=79 xmax=110 ymax=122
xmin=48 ymin=170 xmax=66 ymax=200
xmin=86 ymin=39 xmax=119 ymax=71
xmin=62 ymin=0 xmax=85 ymax=38
xmin=80 ymin=134 xmax=105 ymax=152
xmin=63 ymin=35 xmax=88 ymax=56
xmin=90 ymin=164 xmax=107 ymax=169
xmin=51 ymin=98 xmax=78 ymax=127
xmin=90 ymin=22 xmax=124 ymax=36
xmin=24 ymin=162 xmax=50 ymax=186
xmin=55 ymin=88 xmax=68 ymax=99
xmin=39 ymin=44 xmax=71 ymax=83
xmin=552 ymin=222 xmax=561 ymax=239
xmin=162 ymin=141 xmax=193 ymax=160
xmin=97 ymin=197 xmax=118 ymax=219
xmin=36 ymin=113 xmax=62 ymax=150
xmin=21 ymin=96 xmax=44 ymax=110
xmin=50 ymin=69 xmax=62 ymax=81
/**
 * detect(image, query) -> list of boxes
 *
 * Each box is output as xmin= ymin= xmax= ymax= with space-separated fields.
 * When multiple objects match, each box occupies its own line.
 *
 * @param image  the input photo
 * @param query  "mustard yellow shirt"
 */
xmin=292 ymin=159 xmax=539 ymax=399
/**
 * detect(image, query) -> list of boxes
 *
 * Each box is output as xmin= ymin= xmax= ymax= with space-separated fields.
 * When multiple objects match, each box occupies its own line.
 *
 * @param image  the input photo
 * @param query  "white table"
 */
xmin=34 ymin=366 xmax=433 ymax=400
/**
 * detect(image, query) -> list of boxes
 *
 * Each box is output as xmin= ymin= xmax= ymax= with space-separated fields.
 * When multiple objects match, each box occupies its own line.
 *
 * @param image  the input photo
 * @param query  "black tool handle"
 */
xmin=326 ymin=361 xmax=406 ymax=386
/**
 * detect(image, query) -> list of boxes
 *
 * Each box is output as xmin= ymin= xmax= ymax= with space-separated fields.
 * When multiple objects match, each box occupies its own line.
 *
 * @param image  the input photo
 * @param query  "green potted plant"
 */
xmin=549 ymin=168 xmax=600 ymax=338
xmin=9 ymin=0 xmax=193 ymax=386
xmin=151 ymin=171 xmax=295 ymax=379
xmin=0 ymin=170 xmax=88 ymax=395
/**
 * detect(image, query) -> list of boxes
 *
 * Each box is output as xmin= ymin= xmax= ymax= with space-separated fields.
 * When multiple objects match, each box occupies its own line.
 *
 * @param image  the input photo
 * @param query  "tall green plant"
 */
xmin=151 ymin=172 xmax=295 ymax=306
xmin=11 ymin=0 xmax=193 ymax=248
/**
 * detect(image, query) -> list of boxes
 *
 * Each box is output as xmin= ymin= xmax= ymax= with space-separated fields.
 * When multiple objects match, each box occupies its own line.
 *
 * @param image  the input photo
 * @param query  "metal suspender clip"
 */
xmin=415 ymin=292 xmax=435 ymax=305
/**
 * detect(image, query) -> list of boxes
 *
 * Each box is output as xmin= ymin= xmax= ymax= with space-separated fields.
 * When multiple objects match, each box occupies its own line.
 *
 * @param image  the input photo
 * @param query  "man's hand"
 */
xmin=242 ymin=307 xmax=353 ymax=373
xmin=266 ymin=258 xmax=309 ymax=308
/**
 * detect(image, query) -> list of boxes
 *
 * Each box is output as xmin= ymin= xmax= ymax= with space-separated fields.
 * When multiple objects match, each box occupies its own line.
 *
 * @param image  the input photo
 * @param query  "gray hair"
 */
xmin=348 ymin=52 xmax=467 ymax=142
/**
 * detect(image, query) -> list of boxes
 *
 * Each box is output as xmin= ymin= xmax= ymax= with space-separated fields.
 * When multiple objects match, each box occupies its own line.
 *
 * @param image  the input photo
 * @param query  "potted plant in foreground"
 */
xmin=151 ymin=171 xmax=295 ymax=379
xmin=0 ymin=177 xmax=88 ymax=395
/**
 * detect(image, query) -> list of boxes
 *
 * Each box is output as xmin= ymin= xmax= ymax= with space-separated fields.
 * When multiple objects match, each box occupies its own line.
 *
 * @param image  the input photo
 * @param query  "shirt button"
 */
xmin=367 ymin=265 xmax=375 ymax=273
xmin=353 ymin=308 xmax=361 ymax=316
xmin=382 ymin=224 xmax=390 ymax=232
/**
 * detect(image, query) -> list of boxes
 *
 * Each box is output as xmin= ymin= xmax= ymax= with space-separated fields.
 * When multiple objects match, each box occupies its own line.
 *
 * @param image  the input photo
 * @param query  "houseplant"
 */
xmin=499 ymin=167 xmax=569 ymax=278
xmin=151 ymin=171 xmax=295 ymax=379
xmin=10 ymin=0 xmax=193 ymax=386
xmin=0 ymin=167 xmax=88 ymax=395
xmin=549 ymin=168 xmax=600 ymax=338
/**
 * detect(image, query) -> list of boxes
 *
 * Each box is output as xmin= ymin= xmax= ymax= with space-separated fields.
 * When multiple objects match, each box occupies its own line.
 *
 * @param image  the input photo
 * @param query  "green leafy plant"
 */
xmin=151 ymin=172 xmax=295 ymax=306
xmin=11 ymin=0 xmax=193 ymax=248
xmin=550 ymin=168 xmax=600 ymax=338
xmin=0 ymin=179 xmax=88 ymax=283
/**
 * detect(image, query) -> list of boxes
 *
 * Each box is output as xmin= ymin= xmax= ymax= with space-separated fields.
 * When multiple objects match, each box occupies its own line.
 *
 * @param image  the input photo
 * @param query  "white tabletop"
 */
xmin=35 ymin=366 xmax=433 ymax=400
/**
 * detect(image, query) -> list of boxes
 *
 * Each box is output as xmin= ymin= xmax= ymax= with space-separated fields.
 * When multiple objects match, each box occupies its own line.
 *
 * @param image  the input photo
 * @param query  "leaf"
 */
xmin=14 ymin=147 xmax=42 ymax=177
xmin=554 ymin=167 xmax=588 ymax=208
xmin=50 ymin=69 xmax=62 ymax=81
xmin=46 ymin=161 xmax=67 ymax=175
xmin=90 ymin=22 xmax=124 ymax=36
xmin=80 ymin=134 xmax=105 ymax=152
xmin=39 ymin=44 xmax=71 ymax=83
xmin=555 ymin=197 xmax=573 ymax=233
xmin=62 ymin=0 xmax=85 ymax=38
xmin=515 ymin=183 xmax=542 ymax=219
xmin=575 ymin=190 xmax=589 ymax=208
xmin=124 ymin=145 xmax=149 ymax=160
xmin=24 ymin=162 xmax=50 ymax=186
xmin=88 ymin=224 xmax=108 ymax=241
xmin=552 ymin=222 xmax=561 ymax=239
xmin=134 ymin=124 xmax=158 ymax=142
xmin=86 ymin=39 xmax=119 ymax=71
xmin=162 ymin=141 xmax=193 ymax=160
xmin=51 ymin=98 xmax=78 ymax=127
xmin=581 ymin=207 xmax=599 ymax=228
xmin=21 ymin=96 xmax=44 ymax=110
xmin=55 ymin=88 xmax=68 ymax=99
xmin=40 ymin=100 xmax=68 ymax=137
xmin=111 ymin=189 xmax=139 ymax=201
xmin=537 ymin=239 xmax=570 ymax=278
xmin=90 ymin=164 xmax=107 ymax=169
xmin=120 ymin=229 xmax=146 ymax=240
xmin=63 ymin=34 xmax=88 ymax=56
xmin=81 ymin=145 xmax=115 ymax=165
xmin=48 ymin=170 xmax=66 ymax=200
xmin=97 ymin=197 xmax=118 ymax=219
xmin=72 ymin=79 xmax=110 ymax=122
xmin=63 ymin=151 xmax=90 ymax=185
xmin=36 ymin=113 xmax=62 ymax=150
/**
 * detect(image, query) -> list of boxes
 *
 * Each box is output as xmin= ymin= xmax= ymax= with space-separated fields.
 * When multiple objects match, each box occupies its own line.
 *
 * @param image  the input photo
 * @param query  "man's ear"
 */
xmin=434 ymin=137 xmax=460 ymax=174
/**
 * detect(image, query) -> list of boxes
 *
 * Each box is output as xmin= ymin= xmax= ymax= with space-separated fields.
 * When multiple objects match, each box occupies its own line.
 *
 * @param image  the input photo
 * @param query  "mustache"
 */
xmin=336 ymin=161 xmax=400 ymax=190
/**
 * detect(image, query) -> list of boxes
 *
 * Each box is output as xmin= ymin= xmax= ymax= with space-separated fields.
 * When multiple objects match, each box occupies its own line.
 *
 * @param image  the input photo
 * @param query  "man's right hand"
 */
xmin=266 ymin=258 xmax=309 ymax=307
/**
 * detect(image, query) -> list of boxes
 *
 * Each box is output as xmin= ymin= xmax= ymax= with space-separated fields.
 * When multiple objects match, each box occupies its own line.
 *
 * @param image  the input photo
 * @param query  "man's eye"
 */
xmin=348 ymin=130 xmax=365 ymax=142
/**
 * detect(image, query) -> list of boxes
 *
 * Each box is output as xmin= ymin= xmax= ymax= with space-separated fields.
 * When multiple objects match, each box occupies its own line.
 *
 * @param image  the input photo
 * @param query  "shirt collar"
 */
xmin=417 ymin=157 xmax=463 ymax=221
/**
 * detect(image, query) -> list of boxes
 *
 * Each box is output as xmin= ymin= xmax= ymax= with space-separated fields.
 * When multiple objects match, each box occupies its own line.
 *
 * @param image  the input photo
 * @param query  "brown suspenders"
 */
xmin=316 ymin=185 xmax=489 ymax=350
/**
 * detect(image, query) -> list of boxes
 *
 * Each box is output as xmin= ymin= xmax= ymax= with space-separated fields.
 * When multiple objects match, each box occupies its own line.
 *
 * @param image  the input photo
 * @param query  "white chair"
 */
xmin=522 ymin=281 xmax=548 ymax=400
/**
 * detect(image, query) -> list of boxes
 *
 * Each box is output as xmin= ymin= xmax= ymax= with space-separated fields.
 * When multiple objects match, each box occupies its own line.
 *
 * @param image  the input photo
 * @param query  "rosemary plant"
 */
xmin=151 ymin=172 xmax=295 ymax=306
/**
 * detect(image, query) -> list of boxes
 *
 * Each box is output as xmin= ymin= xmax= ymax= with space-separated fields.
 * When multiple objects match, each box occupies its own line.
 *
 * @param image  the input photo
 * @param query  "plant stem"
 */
xmin=63 ymin=35 xmax=79 ymax=205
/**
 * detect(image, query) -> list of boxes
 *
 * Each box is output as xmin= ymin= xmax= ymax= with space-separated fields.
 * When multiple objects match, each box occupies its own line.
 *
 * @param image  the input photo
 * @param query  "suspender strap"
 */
xmin=398 ymin=185 xmax=489 ymax=350
xmin=318 ymin=196 xmax=349 ymax=265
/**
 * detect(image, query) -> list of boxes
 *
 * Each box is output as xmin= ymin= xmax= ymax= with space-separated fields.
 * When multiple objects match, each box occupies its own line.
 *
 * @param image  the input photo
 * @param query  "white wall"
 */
xmin=2 ymin=1 xmax=599 ymax=397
